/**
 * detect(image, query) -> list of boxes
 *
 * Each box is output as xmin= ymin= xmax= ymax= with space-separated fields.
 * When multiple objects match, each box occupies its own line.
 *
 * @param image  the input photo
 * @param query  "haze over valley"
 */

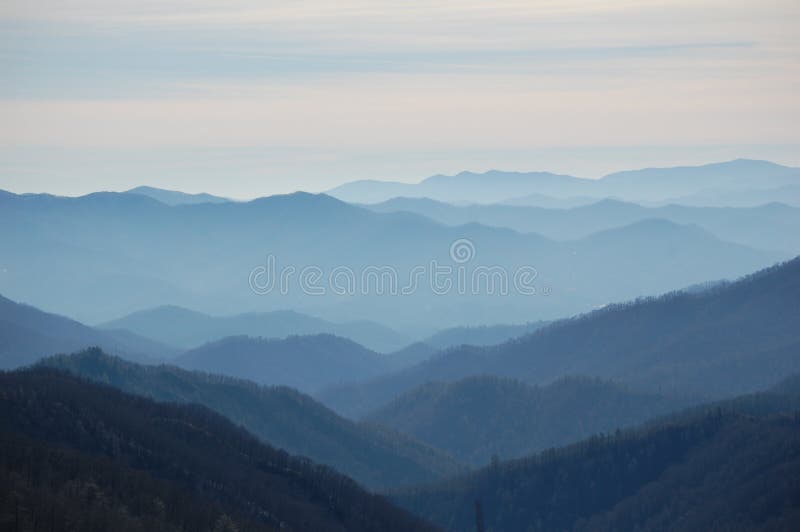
xmin=2 ymin=0 xmax=799 ymax=529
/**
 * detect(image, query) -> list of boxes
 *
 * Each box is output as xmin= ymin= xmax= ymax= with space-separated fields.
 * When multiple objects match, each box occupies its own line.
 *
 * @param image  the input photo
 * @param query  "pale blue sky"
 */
xmin=1 ymin=1 xmax=798 ymax=197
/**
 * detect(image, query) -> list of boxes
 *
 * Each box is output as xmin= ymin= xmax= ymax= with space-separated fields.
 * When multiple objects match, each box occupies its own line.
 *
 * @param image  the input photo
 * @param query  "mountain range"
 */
xmin=100 ymin=305 xmax=411 ymax=353
xmin=319 ymin=256 xmax=800 ymax=417
xmin=0 ymin=188 xmax=784 ymax=330
xmin=368 ymin=197 xmax=800 ymax=253
xmin=328 ymin=159 xmax=800 ymax=204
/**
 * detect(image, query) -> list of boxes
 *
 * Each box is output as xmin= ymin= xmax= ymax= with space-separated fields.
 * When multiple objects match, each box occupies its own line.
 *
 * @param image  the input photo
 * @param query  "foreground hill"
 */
xmin=365 ymin=376 xmax=690 ymax=466
xmin=0 ymin=188 xmax=782 ymax=329
xmin=320 ymin=257 xmax=800 ymax=416
xmin=392 ymin=385 xmax=800 ymax=531
xmin=42 ymin=349 xmax=462 ymax=490
xmin=0 ymin=369 xmax=440 ymax=532
xmin=0 ymin=293 xmax=175 ymax=368
xmin=100 ymin=305 xmax=411 ymax=353
xmin=175 ymin=334 xmax=393 ymax=393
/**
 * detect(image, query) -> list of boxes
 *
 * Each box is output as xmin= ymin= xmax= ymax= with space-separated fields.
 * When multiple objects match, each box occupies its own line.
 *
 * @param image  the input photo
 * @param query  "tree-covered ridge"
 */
xmin=41 ymin=348 xmax=463 ymax=490
xmin=321 ymin=255 xmax=800 ymax=416
xmin=391 ymin=383 xmax=800 ymax=531
xmin=394 ymin=413 xmax=800 ymax=531
xmin=2 ymin=431 xmax=273 ymax=532
xmin=365 ymin=375 xmax=691 ymax=466
xmin=0 ymin=368 xmax=441 ymax=532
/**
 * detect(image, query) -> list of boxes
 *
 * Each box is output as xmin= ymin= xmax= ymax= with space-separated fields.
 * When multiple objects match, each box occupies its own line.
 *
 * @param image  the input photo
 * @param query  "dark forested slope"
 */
xmin=0 ymin=368 xmax=440 ymax=532
xmin=394 ymin=410 xmax=800 ymax=532
xmin=366 ymin=375 xmax=690 ymax=465
xmin=42 ymin=348 xmax=462 ymax=490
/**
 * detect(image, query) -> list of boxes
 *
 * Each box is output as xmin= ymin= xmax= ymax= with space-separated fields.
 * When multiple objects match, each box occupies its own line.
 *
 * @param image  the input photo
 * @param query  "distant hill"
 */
xmin=365 ymin=375 xmax=690 ymax=466
xmin=0 ymin=293 xmax=176 ymax=368
xmin=174 ymin=334 xmax=393 ymax=393
xmin=0 ymin=188 xmax=784 ymax=328
xmin=329 ymin=159 xmax=800 ymax=204
xmin=41 ymin=348 xmax=463 ymax=489
xmin=368 ymin=197 xmax=800 ymax=253
xmin=0 ymin=368 xmax=439 ymax=532
xmin=659 ymin=183 xmax=800 ymax=208
xmin=319 ymin=257 xmax=800 ymax=417
xmin=501 ymin=193 xmax=606 ymax=208
xmin=126 ymin=185 xmax=229 ymax=205
xmin=385 ymin=342 xmax=439 ymax=370
xmin=392 ymin=406 xmax=800 ymax=531
xmin=599 ymin=159 xmax=800 ymax=201
xmin=100 ymin=305 xmax=411 ymax=353
xmin=424 ymin=321 xmax=548 ymax=350
xmin=329 ymin=170 xmax=591 ymax=204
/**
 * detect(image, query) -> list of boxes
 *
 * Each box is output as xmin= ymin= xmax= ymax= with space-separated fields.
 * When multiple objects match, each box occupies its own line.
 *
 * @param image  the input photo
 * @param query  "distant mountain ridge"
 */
xmin=423 ymin=321 xmax=548 ymax=349
xmin=174 ymin=334 xmax=392 ymax=393
xmin=126 ymin=185 xmax=229 ymax=205
xmin=328 ymin=159 xmax=800 ymax=204
xmin=0 ymin=188 xmax=783 ymax=328
xmin=0 ymin=293 xmax=176 ymax=368
xmin=367 ymin=197 xmax=800 ymax=253
xmin=100 ymin=304 xmax=411 ymax=353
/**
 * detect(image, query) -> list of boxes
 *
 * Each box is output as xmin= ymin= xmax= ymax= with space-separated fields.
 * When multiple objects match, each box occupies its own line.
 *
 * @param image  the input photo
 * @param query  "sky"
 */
xmin=0 ymin=0 xmax=798 ymax=198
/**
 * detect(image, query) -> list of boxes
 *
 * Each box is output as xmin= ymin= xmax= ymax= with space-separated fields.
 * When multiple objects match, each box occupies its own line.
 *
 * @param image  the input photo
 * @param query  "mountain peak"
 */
xmin=126 ymin=186 xmax=228 ymax=206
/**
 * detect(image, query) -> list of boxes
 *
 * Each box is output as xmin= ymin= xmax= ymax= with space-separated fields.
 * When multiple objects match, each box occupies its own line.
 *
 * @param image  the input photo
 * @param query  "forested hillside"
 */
xmin=321 ymin=256 xmax=800 ymax=416
xmin=366 ymin=375 xmax=690 ymax=465
xmin=394 ymin=409 xmax=800 ymax=531
xmin=42 ymin=349 xmax=462 ymax=489
xmin=0 ymin=368 xmax=440 ymax=532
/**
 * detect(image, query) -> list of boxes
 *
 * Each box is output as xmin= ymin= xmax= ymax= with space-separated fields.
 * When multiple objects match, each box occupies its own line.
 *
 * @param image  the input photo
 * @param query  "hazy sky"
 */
xmin=1 ymin=0 xmax=798 ymax=198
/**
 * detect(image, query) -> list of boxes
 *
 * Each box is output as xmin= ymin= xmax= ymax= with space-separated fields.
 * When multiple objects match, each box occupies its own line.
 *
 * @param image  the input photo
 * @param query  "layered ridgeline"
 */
xmin=367 ymin=197 xmax=800 ymax=254
xmin=174 ymin=334 xmax=392 ymax=393
xmin=391 ymin=379 xmax=800 ymax=532
xmin=320 ymin=256 xmax=800 ymax=417
xmin=0 ymin=289 xmax=428 ymax=392
xmin=365 ymin=376 xmax=691 ymax=466
xmin=0 ymin=369 xmax=439 ymax=532
xmin=41 ymin=348 xmax=463 ymax=490
xmin=100 ymin=305 xmax=411 ymax=353
xmin=0 ymin=293 xmax=176 ymax=368
xmin=328 ymin=159 xmax=800 ymax=204
xmin=0 ymin=187 xmax=783 ymax=330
